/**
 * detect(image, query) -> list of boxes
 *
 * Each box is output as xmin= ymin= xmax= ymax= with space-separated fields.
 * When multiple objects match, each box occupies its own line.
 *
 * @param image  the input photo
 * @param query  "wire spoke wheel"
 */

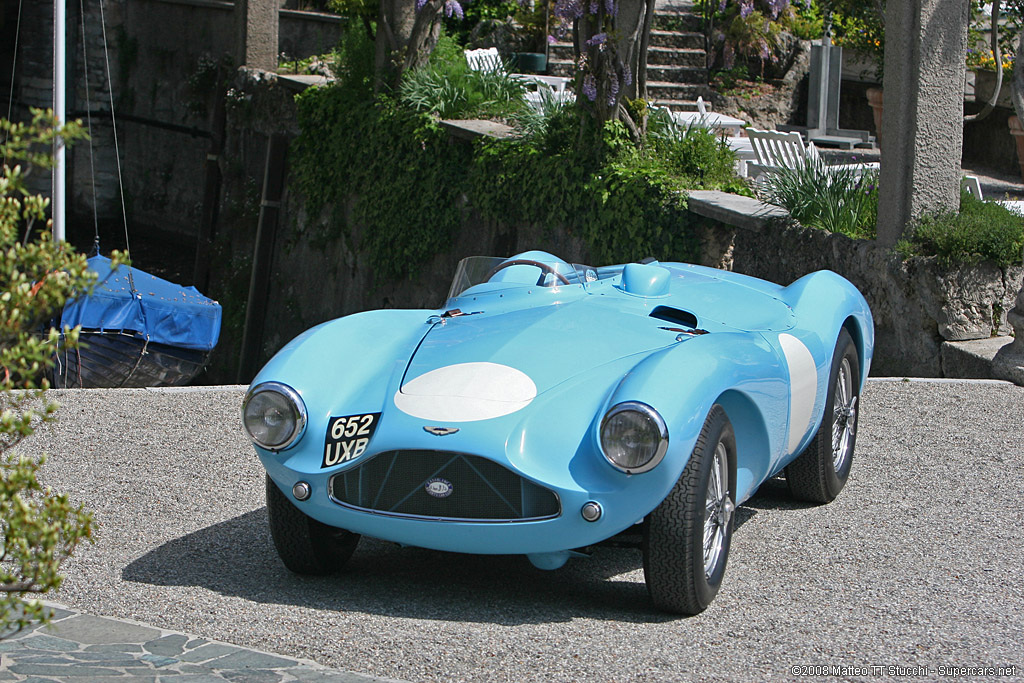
xmin=644 ymin=405 xmax=735 ymax=615
xmin=786 ymin=328 xmax=861 ymax=504
xmin=703 ymin=441 xmax=733 ymax=579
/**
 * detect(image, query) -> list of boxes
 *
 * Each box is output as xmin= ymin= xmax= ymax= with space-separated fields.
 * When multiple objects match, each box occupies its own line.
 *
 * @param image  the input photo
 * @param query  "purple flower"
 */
xmin=589 ymin=0 xmax=598 ymax=14
xmin=766 ymin=0 xmax=788 ymax=20
xmin=622 ymin=63 xmax=633 ymax=86
xmin=582 ymin=74 xmax=597 ymax=101
xmin=554 ymin=0 xmax=583 ymax=20
xmin=739 ymin=0 xmax=753 ymax=18
xmin=759 ymin=39 xmax=770 ymax=60
xmin=607 ymin=74 xmax=619 ymax=107
xmin=443 ymin=0 xmax=463 ymax=19
xmin=547 ymin=34 xmax=557 ymax=44
xmin=586 ymin=32 xmax=607 ymax=46
xmin=605 ymin=0 xmax=617 ymax=16
xmin=719 ymin=0 xmax=727 ymax=10
xmin=416 ymin=0 xmax=428 ymax=9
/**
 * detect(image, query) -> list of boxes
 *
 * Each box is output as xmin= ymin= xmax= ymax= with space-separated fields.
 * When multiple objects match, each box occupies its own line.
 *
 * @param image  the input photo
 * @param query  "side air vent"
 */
xmin=650 ymin=306 xmax=698 ymax=329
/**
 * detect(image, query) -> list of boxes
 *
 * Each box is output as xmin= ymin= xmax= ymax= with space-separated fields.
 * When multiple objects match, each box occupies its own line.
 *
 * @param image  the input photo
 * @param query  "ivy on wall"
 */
xmin=292 ymin=86 xmax=472 ymax=282
xmin=291 ymin=83 xmax=745 ymax=280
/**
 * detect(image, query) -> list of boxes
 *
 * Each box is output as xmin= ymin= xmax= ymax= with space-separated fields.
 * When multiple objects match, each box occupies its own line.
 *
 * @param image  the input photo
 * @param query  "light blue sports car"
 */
xmin=242 ymin=251 xmax=873 ymax=614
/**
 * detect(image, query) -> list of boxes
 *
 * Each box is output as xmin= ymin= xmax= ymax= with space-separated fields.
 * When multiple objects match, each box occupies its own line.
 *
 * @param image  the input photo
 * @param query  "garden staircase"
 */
xmin=546 ymin=0 xmax=710 ymax=111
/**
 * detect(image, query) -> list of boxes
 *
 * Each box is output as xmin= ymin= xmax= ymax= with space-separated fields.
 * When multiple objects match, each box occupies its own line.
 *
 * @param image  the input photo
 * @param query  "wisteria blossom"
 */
xmin=443 ymin=0 xmax=463 ymax=20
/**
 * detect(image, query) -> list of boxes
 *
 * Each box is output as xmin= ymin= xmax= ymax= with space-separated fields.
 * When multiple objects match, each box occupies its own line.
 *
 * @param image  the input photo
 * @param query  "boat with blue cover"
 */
xmin=53 ymin=254 xmax=221 ymax=388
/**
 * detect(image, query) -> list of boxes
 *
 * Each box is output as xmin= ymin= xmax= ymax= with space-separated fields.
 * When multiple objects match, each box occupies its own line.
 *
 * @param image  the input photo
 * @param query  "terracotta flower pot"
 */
xmin=1007 ymin=115 xmax=1024 ymax=183
xmin=866 ymin=86 xmax=883 ymax=149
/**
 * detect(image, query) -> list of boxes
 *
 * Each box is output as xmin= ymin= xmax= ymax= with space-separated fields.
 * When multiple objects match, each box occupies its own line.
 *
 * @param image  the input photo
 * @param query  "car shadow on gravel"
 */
xmin=121 ymin=503 xmax=772 ymax=625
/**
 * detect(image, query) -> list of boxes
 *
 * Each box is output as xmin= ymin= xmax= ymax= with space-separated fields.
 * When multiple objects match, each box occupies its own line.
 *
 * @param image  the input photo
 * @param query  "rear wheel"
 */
xmin=643 ymin=405 xmax=736 ymax=615
xmin=265 ymin=475 xmax=360 ymax=574
xmin=786 ymin=328 xmax=860 ymax=503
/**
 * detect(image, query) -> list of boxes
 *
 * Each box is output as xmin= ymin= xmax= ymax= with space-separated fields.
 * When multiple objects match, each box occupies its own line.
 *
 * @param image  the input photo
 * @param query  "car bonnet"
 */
xmin=392 ymin=300 xmax=669 ymax=424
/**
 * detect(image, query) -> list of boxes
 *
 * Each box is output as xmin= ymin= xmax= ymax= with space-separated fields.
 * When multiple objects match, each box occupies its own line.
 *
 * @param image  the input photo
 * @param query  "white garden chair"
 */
xmin=746 ymin=128 xmax=879 ymax=181
xmin=962 ymin=175 xmax=1024 ymax=215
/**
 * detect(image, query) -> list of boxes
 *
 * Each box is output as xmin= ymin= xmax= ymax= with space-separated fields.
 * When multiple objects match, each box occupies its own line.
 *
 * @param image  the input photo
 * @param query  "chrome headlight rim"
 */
xmin=599 ymin=401 xmax=669 ymax=474
xmin=242 ymin=381 xmax=307 ymax=451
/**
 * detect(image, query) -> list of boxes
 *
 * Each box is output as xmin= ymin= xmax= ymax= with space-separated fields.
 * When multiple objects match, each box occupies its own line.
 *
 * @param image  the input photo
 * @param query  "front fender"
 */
xmin=250 ymin=309 xmax=433 ymax=473
xmin=601 ymin=332 xmax=789 ymax=505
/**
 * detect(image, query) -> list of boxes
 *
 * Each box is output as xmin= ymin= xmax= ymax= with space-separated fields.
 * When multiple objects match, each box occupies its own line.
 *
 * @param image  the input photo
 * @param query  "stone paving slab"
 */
xmin=0 ymin=605 xmax=402 ymax=683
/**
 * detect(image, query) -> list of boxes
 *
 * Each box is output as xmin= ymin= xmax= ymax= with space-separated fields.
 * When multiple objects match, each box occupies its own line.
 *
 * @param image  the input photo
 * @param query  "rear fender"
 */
xmin=780 ymin=270 xmax=874 ymax=387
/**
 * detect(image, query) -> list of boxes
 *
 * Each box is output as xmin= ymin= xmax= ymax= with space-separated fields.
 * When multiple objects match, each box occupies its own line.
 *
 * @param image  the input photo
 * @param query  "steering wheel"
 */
xmin=486 ymin=259 xmax=571 ymax=286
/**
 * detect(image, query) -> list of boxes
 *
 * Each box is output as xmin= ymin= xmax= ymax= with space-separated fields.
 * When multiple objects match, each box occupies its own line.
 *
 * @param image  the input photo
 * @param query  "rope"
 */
xmin=97 ymin=0 xmax=133 ymax=289
xmin=119 ymin=334 xmax=150 ymax=388
xmin=79 ymin=0 xmax=101 ymax=254
xmin=3 ymin=0 xmax=24 ymax=168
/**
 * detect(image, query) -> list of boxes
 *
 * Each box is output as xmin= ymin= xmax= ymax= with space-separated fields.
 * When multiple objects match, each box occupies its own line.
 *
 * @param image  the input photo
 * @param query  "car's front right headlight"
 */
xmin=242 ymin=382 xmax=306 ymax=451
xmin=600 ymin=401 xmax=668 ymax=474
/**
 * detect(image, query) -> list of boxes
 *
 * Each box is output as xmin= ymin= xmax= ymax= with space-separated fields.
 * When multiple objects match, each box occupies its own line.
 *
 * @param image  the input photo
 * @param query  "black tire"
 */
xmin=265 ymin=475 xmax=360 ymax=575
xmin=786 ymin=328 xmax=860 ymax=503
xmin=643 ymin=405 xmax=736 ymax=615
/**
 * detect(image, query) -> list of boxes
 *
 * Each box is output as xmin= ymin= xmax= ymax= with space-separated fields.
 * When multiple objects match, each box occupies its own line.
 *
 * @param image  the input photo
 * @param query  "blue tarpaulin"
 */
xmin=61 ymin=255 xmax=222 ymax=351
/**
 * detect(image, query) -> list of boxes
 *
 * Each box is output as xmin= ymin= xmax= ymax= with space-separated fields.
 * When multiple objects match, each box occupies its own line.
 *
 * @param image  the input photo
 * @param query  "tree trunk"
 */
xmin=616 ymin=0 xmax=652 ymax=100
xmin=374 ymin=0 xmax=443 ymax=94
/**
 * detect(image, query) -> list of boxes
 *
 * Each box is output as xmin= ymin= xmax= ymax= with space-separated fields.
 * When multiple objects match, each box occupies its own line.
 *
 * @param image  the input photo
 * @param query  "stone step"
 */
xmin=652 ymin=10 xmax=702 ymax=32
xmin=648 ymin=97 xmax=706 ymax=112
xmin=940 ymin=337 xmax=1015 ymax=379
xmin=547 ymin=58 xmax=573 ymax=78
xmin=647 ymin=81 xmax=710 ymax=102
xmin=549 ymin=57 xmax=706 ymax=81
xmin=647 ymin=46 xmax=706 ymax=68
xmin=547 ymin=42 xmax=574 ymax=62
xmin=647 ymin=64 xmax=707 ymax=84
xmin=650 ymin=29 xmax=705 ymax=50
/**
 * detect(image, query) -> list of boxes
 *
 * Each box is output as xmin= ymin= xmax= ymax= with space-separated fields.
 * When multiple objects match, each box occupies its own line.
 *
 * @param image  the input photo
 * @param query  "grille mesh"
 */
xmin=329 ymin=450 xmax=560 ymax=521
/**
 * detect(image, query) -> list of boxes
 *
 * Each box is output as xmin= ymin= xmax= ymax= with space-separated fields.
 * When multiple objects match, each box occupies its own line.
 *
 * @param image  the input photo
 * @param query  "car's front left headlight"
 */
xmin=242 ymin=382 xmax=307 ymax=451
xmin=600 ymin=401 xmax=668 ymax=474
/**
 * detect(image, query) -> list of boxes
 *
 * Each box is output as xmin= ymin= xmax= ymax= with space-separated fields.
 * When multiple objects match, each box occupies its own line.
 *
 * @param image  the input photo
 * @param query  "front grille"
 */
xmin=329 ymin=450 xmax=560 ymax=522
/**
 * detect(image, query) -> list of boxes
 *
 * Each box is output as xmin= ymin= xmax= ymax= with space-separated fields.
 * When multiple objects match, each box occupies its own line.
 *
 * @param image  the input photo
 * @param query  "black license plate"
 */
xmin=321 ymin=412 xmax=381 ymax=468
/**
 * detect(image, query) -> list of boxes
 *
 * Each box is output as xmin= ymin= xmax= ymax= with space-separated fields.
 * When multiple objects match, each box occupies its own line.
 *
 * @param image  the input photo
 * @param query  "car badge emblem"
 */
xmin=424 ymin=426 xmax=459 ymax=436
xmin=425 ymin=478 xmax=454 ymax=498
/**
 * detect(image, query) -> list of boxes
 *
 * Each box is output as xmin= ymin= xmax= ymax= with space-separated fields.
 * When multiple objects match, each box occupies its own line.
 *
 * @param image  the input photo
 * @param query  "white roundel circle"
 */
xmin=779 ymin=333 xmax=818 ymax=454
xmin=394 ymin=362 xmax=537 ymax=422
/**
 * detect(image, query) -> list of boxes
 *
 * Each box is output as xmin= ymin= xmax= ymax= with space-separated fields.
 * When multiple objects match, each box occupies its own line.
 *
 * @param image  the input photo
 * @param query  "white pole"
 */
xmin=53 ymin=0 xmax=66 ymax=242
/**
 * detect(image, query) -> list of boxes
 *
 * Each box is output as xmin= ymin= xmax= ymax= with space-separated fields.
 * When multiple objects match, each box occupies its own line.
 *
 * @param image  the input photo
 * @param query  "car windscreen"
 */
xmin=445 ymin=256 xmax=626 ymax=303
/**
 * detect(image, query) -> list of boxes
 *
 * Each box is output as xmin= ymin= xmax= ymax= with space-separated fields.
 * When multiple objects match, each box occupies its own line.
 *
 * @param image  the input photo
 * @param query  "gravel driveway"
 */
xmin=21 ymin=380 xmax=1024 ymax=682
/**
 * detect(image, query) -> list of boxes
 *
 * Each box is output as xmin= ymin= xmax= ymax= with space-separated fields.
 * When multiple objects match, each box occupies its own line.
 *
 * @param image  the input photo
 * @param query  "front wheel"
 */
xmin=643 ymin=405 xmax=736 ymax=615
xmin=786 ymin=328 xmax=860 ymax=503
xmin=265 ymin=475 xmax=360 ymax=575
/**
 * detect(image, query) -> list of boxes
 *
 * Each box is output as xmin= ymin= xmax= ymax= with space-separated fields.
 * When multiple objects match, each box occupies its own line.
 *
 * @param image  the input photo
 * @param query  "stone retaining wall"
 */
xmin=691 ymin=195 xmax=1023 ymax=377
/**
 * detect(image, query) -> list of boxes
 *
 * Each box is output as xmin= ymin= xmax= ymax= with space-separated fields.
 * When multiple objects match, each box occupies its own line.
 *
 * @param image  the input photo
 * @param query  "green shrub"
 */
xmin=292 ymin=78 xmax=747 ymax=278
xmin=757 ymin=159 xmax=879 ymax=239
xmin=648 ymin=115 xmax=746 ymax=192
xmin=1 ymin=111 xmax=97 ymax=636
xmin=908 ymin=192 xmax=1024 ymax=266
xmin=399 ymin=35 xmax=528 ymax=120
